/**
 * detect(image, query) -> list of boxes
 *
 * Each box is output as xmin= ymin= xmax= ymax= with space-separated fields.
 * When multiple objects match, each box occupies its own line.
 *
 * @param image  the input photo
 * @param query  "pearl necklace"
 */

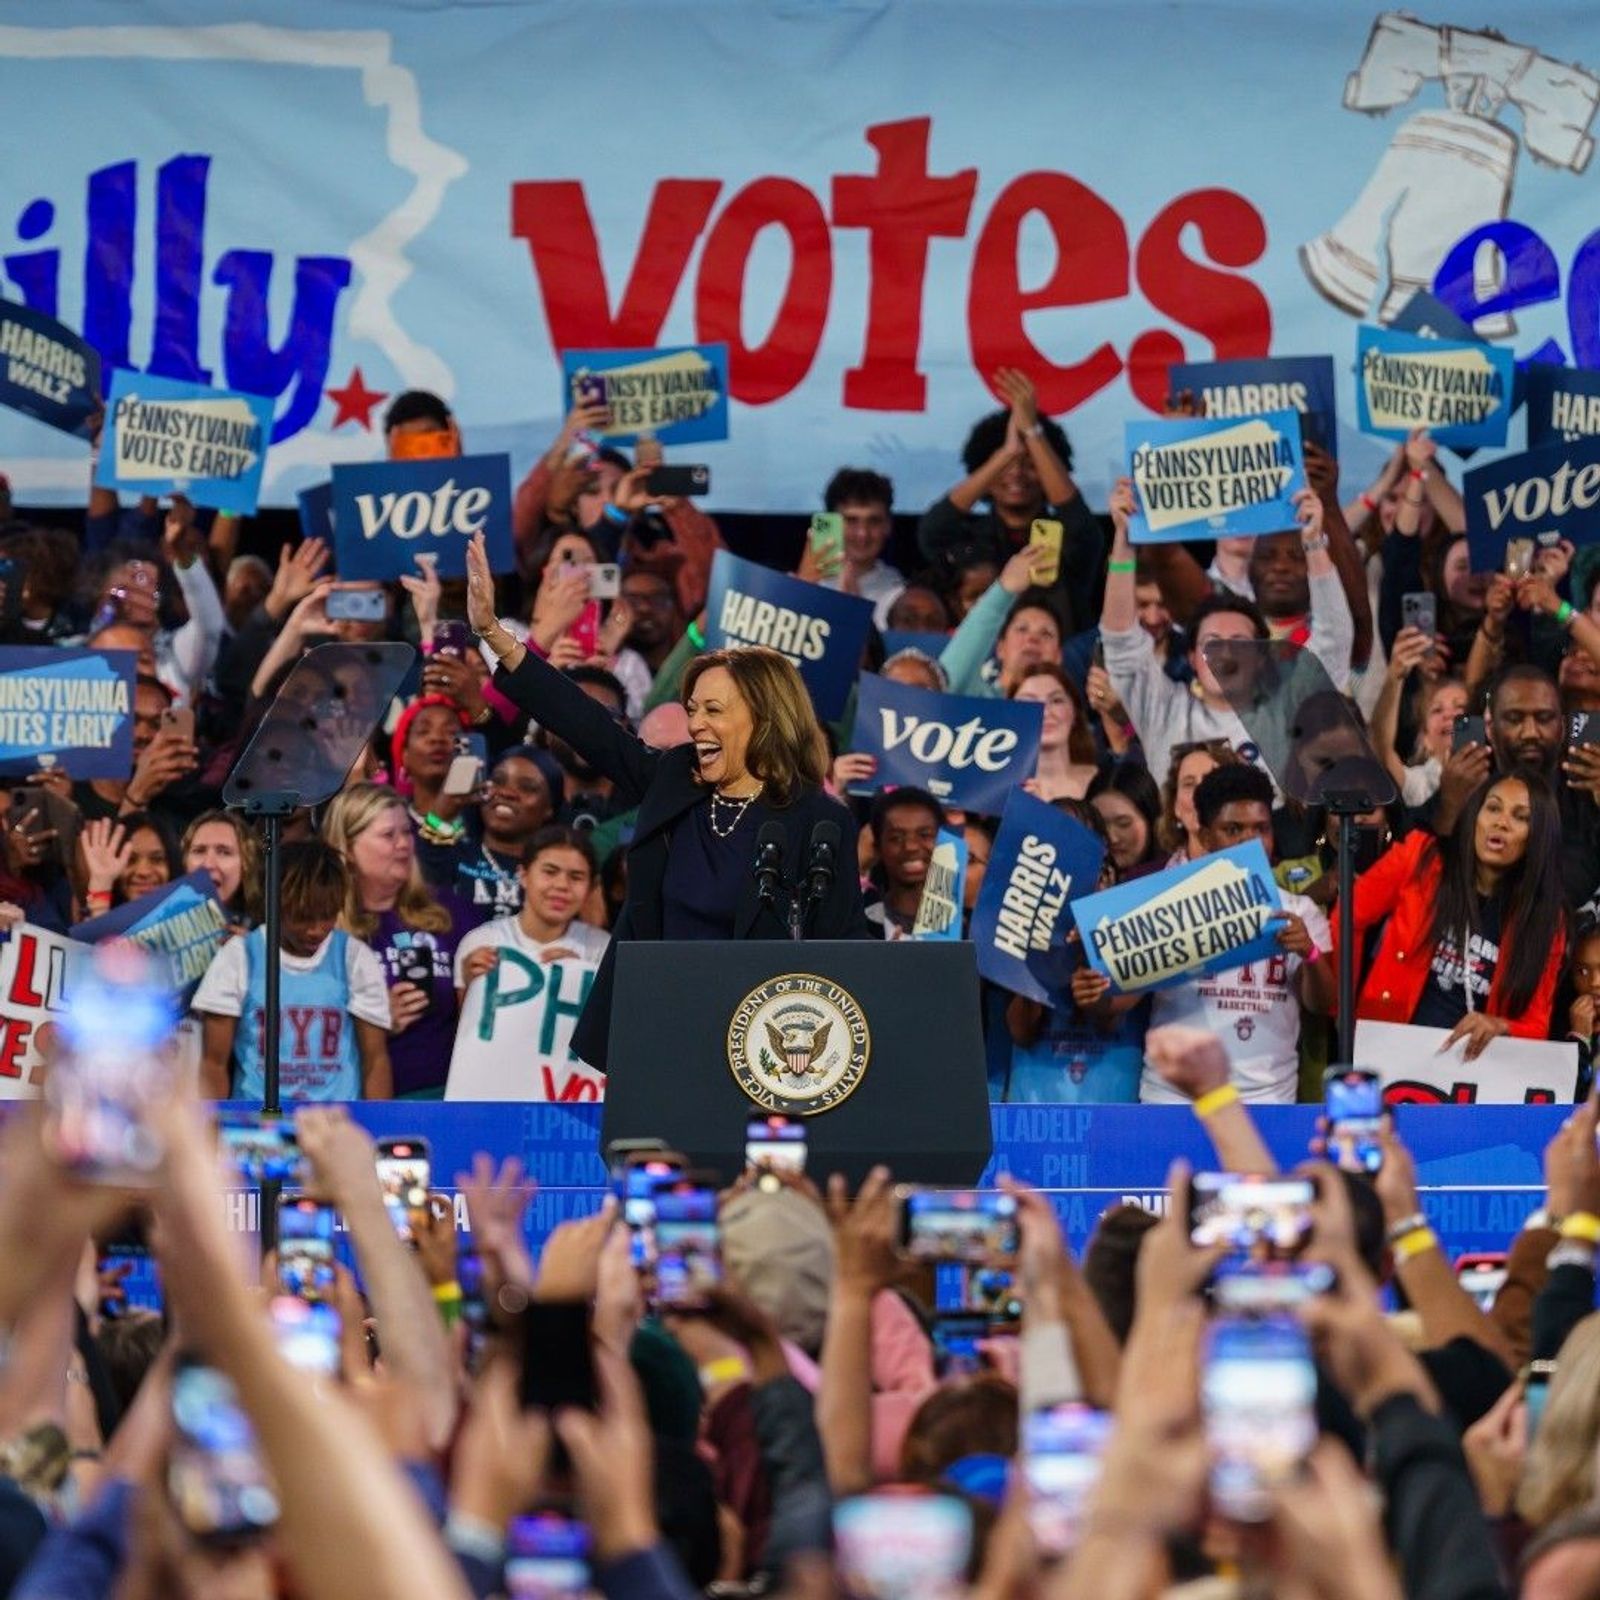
xmin=708 ymin=783 xmax=763 ymax=838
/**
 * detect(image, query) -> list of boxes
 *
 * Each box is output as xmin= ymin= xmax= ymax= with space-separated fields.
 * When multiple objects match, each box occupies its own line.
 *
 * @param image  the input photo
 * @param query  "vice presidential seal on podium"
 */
xmin=726 ymin=972 xmax=871 ymax=1116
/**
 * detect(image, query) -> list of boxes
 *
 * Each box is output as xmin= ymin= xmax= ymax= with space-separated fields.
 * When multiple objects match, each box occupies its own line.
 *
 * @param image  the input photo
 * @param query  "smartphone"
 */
xmin=1211 ymin=1260 xmax=1337 ymax=1313
xmin=1324 ymin=1067 xmax=1384 ymax=1174
xmin=621 ymin=1159 xmax=683 ymax=1271
xmin=1456 ymin=1252 xmax=1508 ymax=1312
xmin=218 ymin=1113 xmax=302 ymax=1185
xmin=268 ymin=1295 xmax=341 ymax=1376
xmin=1188 ymin=1174 xmax=1314 ymax=1259
xmin=1202 ymin=1317 xmax=1318 ymax=1523
xmin=1525 ymin=1360 xmax=1557 ymax=1437
xmin=572 ymin=371 xmax=609 ymax=418
xmin=167 ymin=1358 xmax=280 ymax=1545
xmin=6 ymin=785 xmax=47 ymax=838
xmin=896 ymin=1187 xmax=1020 ymax=1265
xmin=374 ymin=1137 xmax=431 ymax=1245
xmin=505 ymin=1513 xmax=593 ymax=1600
xmin=396 ymin=943 xmax=435 ymax=1011
xmin=606 ymin=1138 xmax=672 ymax=1190
xmin=458 ymin=1249 xmax=489 ymax=1336
xmin=430 ymin=619 xmax=472 ymax=659
xmin=43 ymin=946 xmax=176 ymax=1183
xmin=325 ymin=587 xmax=387 ymax=623
xmin=651 ymin=1177 xmax=722 ymax=1307
xmin=441 ymin=752 xmax=483 ymax=798
xmin=931 ymin=1311 xmax=990 ymax=1376
xmin=1024 ymin=1403 xmax=1114 ymax=1557
xmin=518 ymin=1300 xmax=598 ymax=1413
xmin=1029 ymin=518 xmax=1064 ymax=586
xmin=644 ymin=464 xmax=709 ymax=498
xmin=565 ymin=599 xmax=600 ymax=658
xmin=161 ymin=706 xmax=196 ymax=745
xmin=276 ymin=1196 xmax=337 ymax=1302
xmin=1401 ymin=591 xmax=1437 ymax=642
xmin=745 ymin=1113 xmax=806 ymax=1176
xmin=583 ymin=563 xmax=621 ymax=601
xmin=1453 ymin=713 xmax=1487 ymax=754
xmin=832 ymin=1492 xmax=972 ymax=1600
xmin=1506 ymin=537 xmax=1536 ymax=580
xmin=1570 ymin=712 xmax=1600 ymax=749
xmin=808 ymin=512 xmax=845 ymax=574
xmin=966 ymin=1267 xmax=1023 ymax=1322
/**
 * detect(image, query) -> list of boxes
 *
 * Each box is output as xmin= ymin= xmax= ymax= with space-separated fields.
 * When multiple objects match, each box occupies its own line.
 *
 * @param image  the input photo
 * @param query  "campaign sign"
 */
xmin=562 ymin=343 xmax=730 ymax=446
xmin=94 ymin=369 xmax=273 ymax=513
xmin=70 ymin=873 xmax=228 ymax=1006
xmin=1073 ymin=839 xmax=1283 ymax=995
xmin=297 ymin=479 xmax=334 ymax=542
xmin=330 ymin=452 xmax=515 ymax=581
xmin=0 ymin=923 xmax=90 ymax=1096
xmin=446 ymin=954 xmax=602 ymax=1103
xmin=1355 ymin=325 xmax=1514 ymax=449
xmin=1169 ymin=356 xmax=1337 ymax=455
xmin=882 ymin=630 xmax=951 ymax=663
xmin=705 ymin=550 xmax=873 ymax=722
xmin=850 ymin=672 xmax=1042 ymax=814
xmin=1463 ymin=436 xmax=1600 ymax=572
xmin=0 ymin=301 xmax=100 ymax=439
xmin=1525 ymin=364 xmax=1600 ymax=449
xmin=971 ymin=790 xmax=1105 ymax=1005
xmin=1387 ymin=289 xmax=1481 ymax=345
xmin=910 ymin=827 xmax=967 ymax=941
xmin=1354 ymin=1020 xmax=1577 ymax=1106
xmin=0 ymin=647 xmax=137 ymax=779
xmin=1125 ymin=410 xmax=1305 ymax=543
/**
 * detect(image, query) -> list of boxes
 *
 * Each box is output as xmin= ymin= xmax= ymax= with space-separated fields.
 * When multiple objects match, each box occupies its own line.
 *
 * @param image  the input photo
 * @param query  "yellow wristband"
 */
xmin=1560 ymin=1212 xmax=1600 ymax=1243
xmin=698 ymin=1356 xmax=750 ymax=1389
xmin=1393 ymin=1227 xmax=1440 ymax=1263
xmin=1194 ymin=1083 xmax=1240 ymax=1119
xmin=432 ymin=1281 xmax=463 ymax=1303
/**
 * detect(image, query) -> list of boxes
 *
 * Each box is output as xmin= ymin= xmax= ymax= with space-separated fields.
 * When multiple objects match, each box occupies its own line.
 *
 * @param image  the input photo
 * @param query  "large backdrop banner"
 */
xmin=1 ymin=3 xmax=1596 ymax=511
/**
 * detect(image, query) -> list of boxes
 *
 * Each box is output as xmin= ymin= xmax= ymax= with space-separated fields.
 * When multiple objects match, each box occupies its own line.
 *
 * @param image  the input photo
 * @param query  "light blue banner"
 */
xmin=911 ymin=826 xmax=967 ymax=941
xmin=561 ymin=343 xmax=729 ymax=446
xmin=1355 ymin=324 xmax=1514 ymax=448
xmin=0 ymin=646 xmax=137 ymax=778
xmin=71 ymin=871 xmax=228 ymax=1004
xmin=4 ymin=3 xmax=1600 ymax=512
xmin=1073 ymin=839 xmax=1283 ymax=995
xmin=1126 ymin=409 xmax=1305 ymax=542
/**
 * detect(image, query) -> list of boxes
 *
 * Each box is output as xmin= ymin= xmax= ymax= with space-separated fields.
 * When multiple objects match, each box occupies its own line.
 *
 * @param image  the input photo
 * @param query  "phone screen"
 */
xmin=277 ymin=1198 xmax=337 ymax=1302
xmin=375 ymin=1140 xmax=430 ymax=1244
xmin=325 ymin=587 xmax=386 ymax=622
xmin=1324 ymin=1069 xmax=1383 ymax=1173
xmin=931 ymin=1312 xmax=989 ymax=1376
xmin=1525 ymin=1363 xmax=1556 ymax=1437
xmin=1210 ymin=1260 xmax=1336 ymax=1313
xmin=652 ymin=1182 xmax=721 ymax=1306
xmin=518 ymin=1300 xmax=598 ymax=1413
xmin=1188 ymin=1174 xmax=1314 ymax=1260
xmin=1202 ymin=1318 xmax=1317 ymax=1523
xmin=1457 ymin=1257 xmax=1508 ymax=1312
xmin=1024 ymin=1404 xmax=1113 ymax=1556
xmin=269 ymin=1295 xmax=342 ymax=1375
xmin=833 ymin=1492 xmax=972 ymax=1600
xmin=899 ymin=1189 xmax=1020 ymax=1264
xmin=219 ymin=1114 xmax=302 ymax=1185
xmin=506 ymin=1514 xmax=592 ymax=1600
xmin=168 ymin=1361 xmax=280 ymax=1544
xmin=745 ymin=1114 xmax=807 ymax=1174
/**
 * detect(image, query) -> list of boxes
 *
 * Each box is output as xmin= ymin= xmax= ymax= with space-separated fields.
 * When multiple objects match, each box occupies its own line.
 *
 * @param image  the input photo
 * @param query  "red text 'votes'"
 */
xmin=511 ymin=117 xmax=1273 ymax=413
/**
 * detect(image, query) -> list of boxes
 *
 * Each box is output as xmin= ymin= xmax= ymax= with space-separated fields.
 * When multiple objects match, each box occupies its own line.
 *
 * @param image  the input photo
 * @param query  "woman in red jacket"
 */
xmin=1346 ymin=773 xmax=1567 ymax=1058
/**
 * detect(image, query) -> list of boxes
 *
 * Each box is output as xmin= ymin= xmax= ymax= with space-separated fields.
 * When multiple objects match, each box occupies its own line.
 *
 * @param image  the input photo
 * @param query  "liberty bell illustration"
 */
xmin=1302 ymin=13 xmax=1599 ymax=333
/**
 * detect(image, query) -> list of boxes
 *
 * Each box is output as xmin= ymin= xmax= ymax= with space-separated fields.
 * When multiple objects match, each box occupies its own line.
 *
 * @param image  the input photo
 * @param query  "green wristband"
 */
xmin=687 ymin=619 xmax=706 ymax=648
xmin=1558 ymin=600 xmax=1576 ymax=629
xmin=1108 ymin=560 xmax=1136 ymax=575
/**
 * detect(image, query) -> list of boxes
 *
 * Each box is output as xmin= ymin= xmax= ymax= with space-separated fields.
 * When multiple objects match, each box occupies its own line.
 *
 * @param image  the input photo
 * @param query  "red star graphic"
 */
xmin=325 ymin=367 xmax=389 ymax=430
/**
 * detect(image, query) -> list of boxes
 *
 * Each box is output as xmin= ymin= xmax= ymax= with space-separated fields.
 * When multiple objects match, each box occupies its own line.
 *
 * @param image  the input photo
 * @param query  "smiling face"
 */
xmin=521 ymin=845 xmax=593 ymax=931
xmin=1474 ymin=776 xmax=1531 ymax=876
xmin=1422 ymin=682 xmax=1469 ymax=760
xmin=121 ymin=825 xmax=171 ymax=900
xmin=879 ymin=803 xmax=941 ymax=893
xmin=1191 ymin=610 xmax=1260 ymax=700
xmin=838 ymin=498 xmax=892 ymax=567
xmin=184 ymin=819 xmax=243 ymax=905
xmin=685 ymin=666 xmax=756 ymax=790
xmin=1014 ymin=672 xmax=1074 ymax=751
xmin=480 ymin=755 xmax=552 ymax=843
xmin=348 ymin=802 xmax=416 ymax=903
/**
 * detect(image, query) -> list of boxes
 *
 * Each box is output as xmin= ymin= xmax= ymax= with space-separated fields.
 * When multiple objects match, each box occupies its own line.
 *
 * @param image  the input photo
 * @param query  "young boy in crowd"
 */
xmin=193 ymin=840 xmax=393 ymax=1101
xmin=453 ymin=825 xmax=610 ymax=998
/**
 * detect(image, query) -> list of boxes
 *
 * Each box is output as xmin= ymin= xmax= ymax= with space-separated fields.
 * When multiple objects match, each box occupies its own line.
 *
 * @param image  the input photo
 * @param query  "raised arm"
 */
xmin=466 ymin=532 xmax=659 ymax=804
xmin=1372 ymin=629 xmax=1430 ymax=791
xmin=1305 ymin=442 xmax=1374 ymax=672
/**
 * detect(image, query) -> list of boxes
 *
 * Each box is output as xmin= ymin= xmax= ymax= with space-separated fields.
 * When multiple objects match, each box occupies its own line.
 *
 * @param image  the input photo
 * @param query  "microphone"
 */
xmin=754 ymin=821 xmax=786 ymax=910
xmin=804 ymin=820 xmax=840 ymax=914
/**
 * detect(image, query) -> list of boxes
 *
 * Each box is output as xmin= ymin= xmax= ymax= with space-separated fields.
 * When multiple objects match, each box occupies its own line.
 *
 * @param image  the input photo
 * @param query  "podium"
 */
xmin=600 ymin=940 xmax=992 ymax=1186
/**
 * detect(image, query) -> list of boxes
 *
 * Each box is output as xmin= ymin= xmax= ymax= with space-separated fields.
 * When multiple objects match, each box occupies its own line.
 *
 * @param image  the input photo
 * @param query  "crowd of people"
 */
xmin=0 ymin=372 xmax=1596 ymax=1103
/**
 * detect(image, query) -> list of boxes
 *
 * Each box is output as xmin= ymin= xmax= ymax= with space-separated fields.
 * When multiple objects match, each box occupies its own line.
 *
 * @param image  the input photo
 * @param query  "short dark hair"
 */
xmin=520 ymin=823 xmax=600 ymax=878
xmin=1001 ymin=589 xmax=1064 ymax=640
xmin=961 ymin=409 xmax=1073 ymax=475
xmin=564 ymin=665 xmax=627 ymax=717
xmin=824 ymin=467 xmax=894 ymax=514
xmin=1190 ymin=590 xmax=1270 ymax=643
xmin=1489 ymin=661 xmax=1559 ymax=714
xmin=870 ymin=786 xmax=944 ymax=844
xmin=279 ymin=839 xmax=348 ymax=926
xmin=1193 ymin=762 xmax=1273 ymax=828
xmin=383 ymin=390 xmax=453 ymax=434
xmin=1082 ymin=1204 xmax=1160 ymax=1344
xmin=133 ymin=673 xmax=172 ymax=706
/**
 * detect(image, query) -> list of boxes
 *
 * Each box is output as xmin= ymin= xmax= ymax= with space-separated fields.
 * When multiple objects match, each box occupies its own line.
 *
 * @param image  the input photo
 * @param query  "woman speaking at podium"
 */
xmin=465 ymin=534 xmax=868 ymax=1073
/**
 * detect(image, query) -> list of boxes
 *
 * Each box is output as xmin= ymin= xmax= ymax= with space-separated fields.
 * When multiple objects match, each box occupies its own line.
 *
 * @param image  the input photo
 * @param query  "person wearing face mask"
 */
xmin=466 ymin=533 xmax=867 ymax=1075
xmin=1342 ymin=772 xmax=1568 ymax=1058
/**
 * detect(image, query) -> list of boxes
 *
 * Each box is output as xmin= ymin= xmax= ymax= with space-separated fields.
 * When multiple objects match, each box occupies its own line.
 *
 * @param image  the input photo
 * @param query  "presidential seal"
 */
xmin=726 ymin=973 xmax=870 ymax=1115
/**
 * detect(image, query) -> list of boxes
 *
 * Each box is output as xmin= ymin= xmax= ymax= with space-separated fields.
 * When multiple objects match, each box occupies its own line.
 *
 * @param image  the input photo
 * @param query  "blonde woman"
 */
xmin=1518 ymin=1315 xmax=1600 ymax=1530
xmin=322 ymin=782 xmax=478 ymax=1099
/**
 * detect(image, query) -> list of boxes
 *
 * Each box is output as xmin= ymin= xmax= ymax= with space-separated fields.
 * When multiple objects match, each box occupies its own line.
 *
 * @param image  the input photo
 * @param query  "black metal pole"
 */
xmin=1337 ymin=809 xmax=1357 ymax=1065
xmin=260 ymin=811 xmax=282 ymax=1257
